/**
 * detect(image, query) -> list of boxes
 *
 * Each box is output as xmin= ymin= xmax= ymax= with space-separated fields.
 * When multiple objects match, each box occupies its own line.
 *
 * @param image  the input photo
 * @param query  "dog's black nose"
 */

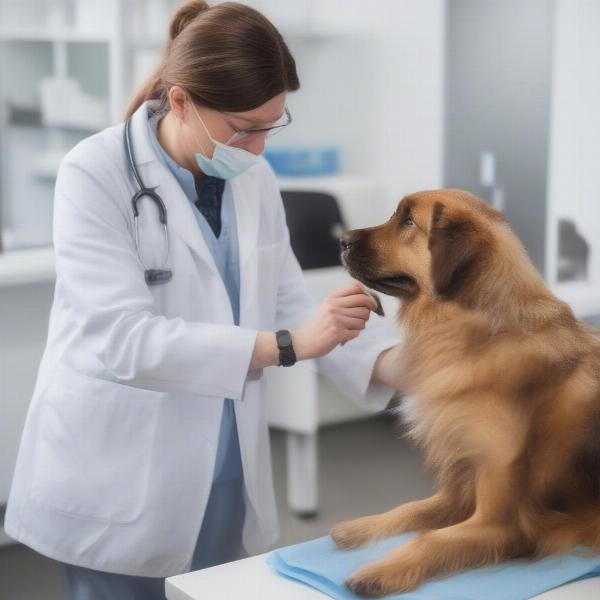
xmin=340 ymin=230 xmax=362 ymax=251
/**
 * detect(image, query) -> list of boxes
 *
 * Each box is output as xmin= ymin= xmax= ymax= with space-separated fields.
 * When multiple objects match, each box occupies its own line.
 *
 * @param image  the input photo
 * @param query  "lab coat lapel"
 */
xmin=129 ymin=101 xmax=221 ymax=281
xmin=230 ymin=175 xmax=260 ymax=327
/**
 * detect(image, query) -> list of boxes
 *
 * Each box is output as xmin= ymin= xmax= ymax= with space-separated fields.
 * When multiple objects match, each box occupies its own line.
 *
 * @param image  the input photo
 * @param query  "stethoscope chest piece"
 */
xmin=145 ymin=269 xmax=173 ymax=285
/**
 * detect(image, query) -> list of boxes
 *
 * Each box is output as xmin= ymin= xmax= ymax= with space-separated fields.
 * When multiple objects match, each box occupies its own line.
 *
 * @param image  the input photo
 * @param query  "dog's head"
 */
xmin=341 ymin=189 xmax=508 ymax=302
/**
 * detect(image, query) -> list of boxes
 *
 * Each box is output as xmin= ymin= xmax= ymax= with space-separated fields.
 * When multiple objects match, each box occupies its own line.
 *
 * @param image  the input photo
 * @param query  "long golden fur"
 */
xmin=331 ymin=189 xmax=600 ymax=597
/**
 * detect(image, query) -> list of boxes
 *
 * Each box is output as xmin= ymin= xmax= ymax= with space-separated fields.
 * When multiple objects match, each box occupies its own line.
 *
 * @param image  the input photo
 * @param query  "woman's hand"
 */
xmin=291 ymin=282 xmax=379 ymax=361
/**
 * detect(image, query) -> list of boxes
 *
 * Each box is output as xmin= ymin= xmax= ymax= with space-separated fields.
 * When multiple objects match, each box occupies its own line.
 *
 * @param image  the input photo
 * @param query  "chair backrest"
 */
xmin=281 ymin=190 xmax=347 ymax=270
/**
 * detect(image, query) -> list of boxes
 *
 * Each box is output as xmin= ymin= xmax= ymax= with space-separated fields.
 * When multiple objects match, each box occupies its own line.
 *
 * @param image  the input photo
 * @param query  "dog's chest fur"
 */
xmin=394 ymin=393 xmax=438 ymax=448
xmin=394 ymin=391 xmax=478 ymax=477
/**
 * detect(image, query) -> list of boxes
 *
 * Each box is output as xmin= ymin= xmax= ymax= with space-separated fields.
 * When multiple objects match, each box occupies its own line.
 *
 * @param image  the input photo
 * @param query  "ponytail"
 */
xmin=123 ymin=1 xmax=299 ymax=120
xmin=123 ymin=63 xmax=164 ymax=120
xmin=168 ymin=0 xmax=209 ymax=40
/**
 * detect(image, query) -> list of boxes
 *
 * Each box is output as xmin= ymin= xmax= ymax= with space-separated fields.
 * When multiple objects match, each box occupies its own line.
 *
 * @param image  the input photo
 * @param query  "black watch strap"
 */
xmin=276 ymin=329 xmax=297 ymax=367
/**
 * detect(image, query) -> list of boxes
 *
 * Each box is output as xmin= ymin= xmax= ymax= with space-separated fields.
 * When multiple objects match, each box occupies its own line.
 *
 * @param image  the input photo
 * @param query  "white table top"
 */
xmin=166 ymin=553 xmax=323 ymax=600
xmin=165 ymin=551 xmax=600 ymax=600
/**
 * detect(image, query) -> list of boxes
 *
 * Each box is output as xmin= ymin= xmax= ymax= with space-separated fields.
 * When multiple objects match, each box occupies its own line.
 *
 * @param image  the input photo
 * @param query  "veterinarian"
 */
xmin=4 ymin=2 xmax=402 ymax=599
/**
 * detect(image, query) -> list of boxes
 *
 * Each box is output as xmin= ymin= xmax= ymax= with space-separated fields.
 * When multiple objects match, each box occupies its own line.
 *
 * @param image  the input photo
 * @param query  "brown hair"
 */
xmin=124 ymin=0 xmax=300 ymax=119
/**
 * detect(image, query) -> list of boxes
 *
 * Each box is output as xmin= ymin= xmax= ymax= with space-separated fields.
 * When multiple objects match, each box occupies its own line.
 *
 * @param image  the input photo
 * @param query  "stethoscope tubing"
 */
xmin=124 ymin=116 xmax=171 ymax=275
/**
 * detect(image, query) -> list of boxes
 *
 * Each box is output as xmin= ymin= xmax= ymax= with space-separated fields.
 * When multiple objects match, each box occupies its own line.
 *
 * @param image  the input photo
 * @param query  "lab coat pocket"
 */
xmin=30 ymin=363 xmax=164 ymax=524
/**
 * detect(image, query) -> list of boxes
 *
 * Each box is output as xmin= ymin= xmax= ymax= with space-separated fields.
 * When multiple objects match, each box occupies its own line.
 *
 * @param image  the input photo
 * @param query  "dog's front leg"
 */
xmin=345 ymin=518 xmax=515 ymax=597
xmin=330 ymin=489 xmax=471 ymax=549
xmin=346 ymin=462 xmax=522 ymax=596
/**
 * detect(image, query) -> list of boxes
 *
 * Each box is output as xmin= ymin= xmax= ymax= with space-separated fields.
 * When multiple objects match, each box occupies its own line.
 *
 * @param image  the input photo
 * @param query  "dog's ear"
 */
xmin=428 ymin=201 xmax=486 ymax=297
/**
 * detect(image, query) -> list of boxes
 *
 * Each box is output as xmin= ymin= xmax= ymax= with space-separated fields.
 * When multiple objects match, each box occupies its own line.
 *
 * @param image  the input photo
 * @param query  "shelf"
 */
xmin=276 ymin=174 xmax=377 ymax=190
xmin=0 ymin=27 xmax=111 ymax=43
xmin=0 ymin=246 xmax=55 ymax=286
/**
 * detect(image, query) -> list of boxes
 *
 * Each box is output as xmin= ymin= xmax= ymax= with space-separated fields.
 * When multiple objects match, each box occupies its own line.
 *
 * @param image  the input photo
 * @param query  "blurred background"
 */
xmin=1 ymin=1 xmax=599 ymax=598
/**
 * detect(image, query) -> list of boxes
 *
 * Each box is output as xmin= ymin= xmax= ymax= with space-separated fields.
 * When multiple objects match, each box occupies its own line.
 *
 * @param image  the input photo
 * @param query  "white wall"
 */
xmin=370 ymin=0 xmax=445 ymax=211
xmin=253 ymin=0 xmax=445 ymax=215
xmin=546 ymin=0 xmax=600 ymax=286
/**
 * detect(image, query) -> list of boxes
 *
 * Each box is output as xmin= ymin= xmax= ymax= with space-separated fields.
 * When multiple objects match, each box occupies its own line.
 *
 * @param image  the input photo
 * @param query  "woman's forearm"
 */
xmin=370 ymin=345 xmax=405 ymax=390
xmin=248 ymin=328 xmax=314 ymax=372
xmin=249 ymin=331 xmax=279 ymax=371
xmin=249 ymin=328 xmax=405 ymax=396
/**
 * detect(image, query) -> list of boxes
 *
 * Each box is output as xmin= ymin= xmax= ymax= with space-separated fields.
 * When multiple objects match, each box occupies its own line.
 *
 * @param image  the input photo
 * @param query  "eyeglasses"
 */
xmin=223 ymin=107 xmax=292 ymax=145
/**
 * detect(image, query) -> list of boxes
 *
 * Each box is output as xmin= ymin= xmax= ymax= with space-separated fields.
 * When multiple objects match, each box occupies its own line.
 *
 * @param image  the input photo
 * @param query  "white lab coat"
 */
xmin=4 ymin=100 xmax=401 ymax=577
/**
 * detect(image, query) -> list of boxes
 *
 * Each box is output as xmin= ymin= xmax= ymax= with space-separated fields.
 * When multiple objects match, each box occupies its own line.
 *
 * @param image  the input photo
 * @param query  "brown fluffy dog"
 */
xmin=331 ymin=189 xmax=600 ymax=597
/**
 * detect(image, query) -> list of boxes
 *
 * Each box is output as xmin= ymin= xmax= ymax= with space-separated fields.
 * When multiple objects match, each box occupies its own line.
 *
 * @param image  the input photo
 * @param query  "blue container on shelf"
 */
xmin=263 ymin=146 xmax=340 ymax=176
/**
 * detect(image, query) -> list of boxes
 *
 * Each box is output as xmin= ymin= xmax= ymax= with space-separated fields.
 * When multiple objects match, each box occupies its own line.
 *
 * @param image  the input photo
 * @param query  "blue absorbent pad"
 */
xmin=266 ymin=533 xmax=600 ymax=600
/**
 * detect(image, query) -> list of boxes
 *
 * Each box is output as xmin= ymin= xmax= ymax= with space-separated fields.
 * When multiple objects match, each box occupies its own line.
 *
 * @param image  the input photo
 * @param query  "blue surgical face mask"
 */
xmin=189 ymin=101 xmax=261 ymax=179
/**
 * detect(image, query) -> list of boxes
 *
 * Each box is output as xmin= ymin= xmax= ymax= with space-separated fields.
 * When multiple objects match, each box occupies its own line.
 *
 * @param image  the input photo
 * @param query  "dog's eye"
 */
xmin=403 ymin=216 xmax=414 ymax=227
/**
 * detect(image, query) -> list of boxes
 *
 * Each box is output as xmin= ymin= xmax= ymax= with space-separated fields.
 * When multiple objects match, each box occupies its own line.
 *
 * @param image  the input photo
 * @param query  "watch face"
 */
xmin=279 ymin=333 xmax=291 ymax=346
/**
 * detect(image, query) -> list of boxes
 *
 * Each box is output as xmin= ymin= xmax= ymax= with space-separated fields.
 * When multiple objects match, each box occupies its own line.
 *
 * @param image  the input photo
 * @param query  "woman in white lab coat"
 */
xmin=4 ymin=1 xmax=402 ymax=599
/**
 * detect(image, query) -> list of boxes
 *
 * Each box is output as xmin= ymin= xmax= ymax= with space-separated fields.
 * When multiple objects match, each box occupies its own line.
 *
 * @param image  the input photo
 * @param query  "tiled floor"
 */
xmin=0 ymin=414 xmax=434 ymax=600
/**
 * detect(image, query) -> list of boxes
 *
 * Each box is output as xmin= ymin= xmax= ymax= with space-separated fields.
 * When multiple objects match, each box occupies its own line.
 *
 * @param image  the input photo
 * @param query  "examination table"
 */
xmin=165 ymin=550 xmax=600 ymax=600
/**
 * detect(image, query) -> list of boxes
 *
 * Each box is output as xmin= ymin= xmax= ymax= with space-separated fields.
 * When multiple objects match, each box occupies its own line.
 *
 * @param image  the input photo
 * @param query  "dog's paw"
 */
xmin=330 ymin=516 xmax=380 ymax=550
xmin=346 ymin=572 xmax=388 ymax=598
xmin=346 ymin=561 xmax=424 ymax=598
xmin=330 ymin=521 xmax=363 ymax=550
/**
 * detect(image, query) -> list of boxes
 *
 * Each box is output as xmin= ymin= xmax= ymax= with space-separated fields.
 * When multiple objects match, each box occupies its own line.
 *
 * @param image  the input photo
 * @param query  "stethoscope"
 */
xmin=124 ymin=116 xmax=173 ymax=285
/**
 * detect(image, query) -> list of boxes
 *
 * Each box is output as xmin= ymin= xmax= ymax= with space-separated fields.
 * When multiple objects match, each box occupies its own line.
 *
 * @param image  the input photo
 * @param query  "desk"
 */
xmin=165 ymin=552 xmax=600 ymax=600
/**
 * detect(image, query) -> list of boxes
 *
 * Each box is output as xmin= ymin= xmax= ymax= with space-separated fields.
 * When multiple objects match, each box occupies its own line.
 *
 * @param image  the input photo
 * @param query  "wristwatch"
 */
xmin=276 ymin=329 xmax=297 ymax=367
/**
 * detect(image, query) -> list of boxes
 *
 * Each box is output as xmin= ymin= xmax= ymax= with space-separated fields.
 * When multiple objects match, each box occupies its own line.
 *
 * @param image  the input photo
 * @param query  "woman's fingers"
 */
xmin=339 ymin=329 xmax=361 ymax=346
xmin=334 ymin=292 xmax=378 ymax=312
xmin=329 ymin=282 xmax=380 ymax=313
xmin=329 ymin=282 xmax=364 ymax=298
xmin=337 ymin=316 xmax=367 ymax=331
xmin=334 ymin=306 xmax=370 ymax=320
xmin=326 ymin=282 xmax=381 ymax=349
